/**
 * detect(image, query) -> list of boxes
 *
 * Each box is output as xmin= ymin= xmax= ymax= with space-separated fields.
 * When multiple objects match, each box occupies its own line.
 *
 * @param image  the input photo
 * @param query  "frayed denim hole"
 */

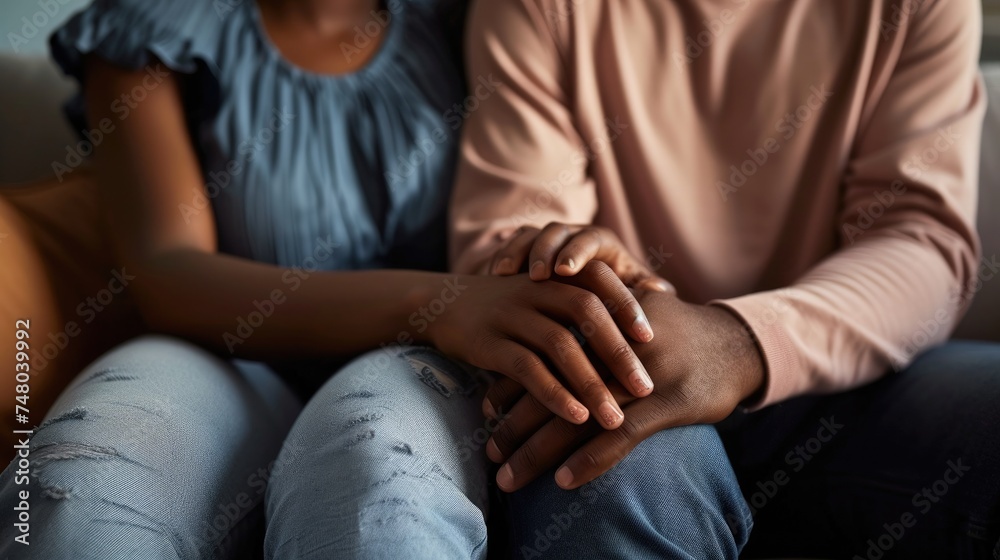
xmin=37 ymin=407 xmax=88 ymax=430
xmin=31 ymin=441 xmax=123 ymax=500
xmin=85 ymin=367 xmax=138 ymax=383
xmin=402 ymin=347 xmax=479 ymax=398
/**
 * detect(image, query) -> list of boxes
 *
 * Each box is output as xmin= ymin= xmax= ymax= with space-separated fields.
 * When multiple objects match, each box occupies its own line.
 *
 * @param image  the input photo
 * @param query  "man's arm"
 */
xmin=458 ymin=0 xmax=987 ymax=490
xmin=714 ymin=0 xmax=985 ymax=408
xmin=450 ymin=0 xmax=597 ymax=274
xmin=455 ymin=0 xmax=985 ymax=408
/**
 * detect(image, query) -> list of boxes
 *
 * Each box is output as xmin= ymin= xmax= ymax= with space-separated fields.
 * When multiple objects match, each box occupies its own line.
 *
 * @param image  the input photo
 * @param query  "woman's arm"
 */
xmin=84 ymin=56 xmax=447 ymax=360
xmin=83 ymin=57 xmax=653 ymax=428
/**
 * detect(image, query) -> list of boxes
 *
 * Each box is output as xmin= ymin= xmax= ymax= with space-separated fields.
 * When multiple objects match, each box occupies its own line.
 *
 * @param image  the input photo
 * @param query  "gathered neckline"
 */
xmin=247 ymin=0 xmax=407 ymax=84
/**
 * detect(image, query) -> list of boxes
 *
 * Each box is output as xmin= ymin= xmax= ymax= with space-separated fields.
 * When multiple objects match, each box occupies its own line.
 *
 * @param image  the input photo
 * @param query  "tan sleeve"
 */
xmin=714 ymin=0 xmax=986 ymax=408
xmin=448 ymin=0 xmax=597 ymax=274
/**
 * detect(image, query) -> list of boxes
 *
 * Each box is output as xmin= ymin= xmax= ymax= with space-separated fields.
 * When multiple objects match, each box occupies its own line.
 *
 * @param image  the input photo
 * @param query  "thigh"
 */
xmin=723 ymin=341 xmax=1000 ymax=559
xmin=0 ymin=174 xmax=144 ymax=445
xmin=0 ymin=335 xmax=300 ymax=560
xmin=502 ymin=424 xmax=752 ymax=560
xmin=265 ymin=346 xmax=492 ymax=560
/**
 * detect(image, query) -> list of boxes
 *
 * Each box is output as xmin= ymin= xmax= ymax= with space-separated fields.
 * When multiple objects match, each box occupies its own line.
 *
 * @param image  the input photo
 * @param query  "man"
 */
xmin=450 ymin=0 xmax=1000 ymax=557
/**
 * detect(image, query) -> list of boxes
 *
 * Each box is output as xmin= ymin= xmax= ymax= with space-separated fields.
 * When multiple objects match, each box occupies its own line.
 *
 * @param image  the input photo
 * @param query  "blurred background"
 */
xmin=2 ymin=0 xmax=1000 ymax=59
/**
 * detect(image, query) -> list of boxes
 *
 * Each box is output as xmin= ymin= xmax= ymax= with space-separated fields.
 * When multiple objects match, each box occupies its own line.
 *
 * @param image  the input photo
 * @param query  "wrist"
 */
xmin=710 ymin=304 xmax=766 ymax=405
xmin=415 ymin=274 xmax=471 ymax=347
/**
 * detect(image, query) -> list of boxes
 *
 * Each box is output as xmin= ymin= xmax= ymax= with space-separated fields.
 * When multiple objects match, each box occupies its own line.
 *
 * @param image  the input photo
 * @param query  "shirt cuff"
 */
xmin=709 ymin=292 xmax=806 ymax=410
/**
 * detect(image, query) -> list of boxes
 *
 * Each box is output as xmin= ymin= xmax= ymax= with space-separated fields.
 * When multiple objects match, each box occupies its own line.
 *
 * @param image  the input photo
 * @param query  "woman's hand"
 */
xmin=490 ymin=223 xmax=673 ymax=295
xmin=479 ymin=291 xmax=766 ymax=492
xmin=428 ymin=261 xmax=656 ymax=430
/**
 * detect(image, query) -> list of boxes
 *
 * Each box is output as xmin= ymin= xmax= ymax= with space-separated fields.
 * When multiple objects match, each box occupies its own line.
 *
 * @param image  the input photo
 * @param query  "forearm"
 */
xmin=129 ymin=248 xmax=457 ymax=360
xmin=715 ymin=222 xmax=979 ymax=408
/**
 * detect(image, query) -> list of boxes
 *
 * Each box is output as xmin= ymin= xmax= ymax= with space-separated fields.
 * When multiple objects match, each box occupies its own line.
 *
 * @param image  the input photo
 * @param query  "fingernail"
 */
xmin=632 ymin=314 xmax=653 ymax=342
xmin=495 ymin=258 xmax=513 ymax=275
xmin=598 ymin=401 xmax=624 ymax=427
xmin=629 ymin=368 xmax=653 ymax=393
xmin=486 ymin=439 xmax=502 ymax=462
xmin=555 ymin=465 xmax=574 ymax=488
xmin=529 ymin=260 xmax=545 ymax=280
xmin=569 ymin=403 xmax=588 ymax=423
xmin=566 ymin=257 xmax=577 ymax=270
xmin=497 ymin=464 xmax=514 ymax=490
xmin=484 ymin=399 xmax=496 ymax=419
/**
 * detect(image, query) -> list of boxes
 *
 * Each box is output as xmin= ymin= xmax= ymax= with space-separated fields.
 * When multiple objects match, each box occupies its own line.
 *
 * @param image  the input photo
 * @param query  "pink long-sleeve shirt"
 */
xmin=449 ymin=0 xmax=986 ymax=408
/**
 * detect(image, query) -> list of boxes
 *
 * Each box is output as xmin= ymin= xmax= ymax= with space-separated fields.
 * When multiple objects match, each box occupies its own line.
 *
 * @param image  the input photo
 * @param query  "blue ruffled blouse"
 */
xmin=50 ymin=0 xmax=465 ymax=271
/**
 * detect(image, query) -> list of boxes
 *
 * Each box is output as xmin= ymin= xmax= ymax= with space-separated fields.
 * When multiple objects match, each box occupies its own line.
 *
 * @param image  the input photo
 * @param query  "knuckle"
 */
xmin=577 ymin=376 xmax=607 ymax=399
xmin=541 ymin=381 xmax=564 ymax=404
xmin=543 ymin=329 xmax=576 ymax=354
xmin=570 ymin=292 xmax=605 ymax=317
xmin=491 ymin=422 xmax=516 ymax=452
xmin=614 ymin=420 xmax=640 ymax=443
xmin=583 ymin=259 xmax=614 ymax=277
xmin=525 ymin=395 xmax=550 ymax=417
xmin=510 ymin=352 xmax=543 ymax=379
xmin=577 ymin=448 xmax=603 ymax=472
xmin=609 ymin=343 xmax=634 ymax=365
xmin=515 ymin=444 xmax=541 ymax=474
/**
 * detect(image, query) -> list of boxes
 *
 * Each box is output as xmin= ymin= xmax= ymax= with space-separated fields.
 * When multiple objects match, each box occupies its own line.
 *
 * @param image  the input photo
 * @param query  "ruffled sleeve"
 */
xmin=49 ymin=0 xmax=222 ymax=133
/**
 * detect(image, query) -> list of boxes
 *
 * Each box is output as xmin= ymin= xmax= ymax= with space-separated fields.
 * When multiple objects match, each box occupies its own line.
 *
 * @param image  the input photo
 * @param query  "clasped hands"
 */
xmin=480 ymin=224 xmax=766 ymax=492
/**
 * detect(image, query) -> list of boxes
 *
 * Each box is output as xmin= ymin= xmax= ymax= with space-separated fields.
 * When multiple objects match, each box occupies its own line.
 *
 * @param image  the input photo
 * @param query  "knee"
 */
xmin=616 ymin=424 xmax=750 ymax=528
xmin=597 ymin=425 xmax=749 ymax=529
xmin=0 ymin=335 xmax=288 ymax=558
xmin=512 ymin=425 xmax=750 ymax=559
xmin=265 ymin=349 xmax=490 ymax=559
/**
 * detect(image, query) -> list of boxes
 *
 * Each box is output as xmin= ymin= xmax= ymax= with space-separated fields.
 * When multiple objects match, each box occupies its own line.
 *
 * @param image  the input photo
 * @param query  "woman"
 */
xmin=0 ymin=0 xmax=753 ymax=557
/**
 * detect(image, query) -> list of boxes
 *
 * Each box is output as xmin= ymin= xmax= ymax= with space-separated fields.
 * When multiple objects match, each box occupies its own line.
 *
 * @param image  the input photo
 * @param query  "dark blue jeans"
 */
xmin=721 ymin=341 xmax=1000 ymax=559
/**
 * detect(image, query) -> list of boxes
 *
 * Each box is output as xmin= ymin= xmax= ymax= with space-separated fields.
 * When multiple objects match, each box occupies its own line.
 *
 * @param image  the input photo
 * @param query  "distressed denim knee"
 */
xmin=266 ymin=347 xmax=492 ymax=560
xmin=507 ymin=424 xmax=752 ymax=560
xmin=0 ymin=335 xmax=297 ymax=560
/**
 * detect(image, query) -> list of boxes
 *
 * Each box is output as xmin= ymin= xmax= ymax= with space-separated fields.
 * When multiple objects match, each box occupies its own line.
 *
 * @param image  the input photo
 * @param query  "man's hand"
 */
xmin=482 ymin=290 xmax=765 ymax=492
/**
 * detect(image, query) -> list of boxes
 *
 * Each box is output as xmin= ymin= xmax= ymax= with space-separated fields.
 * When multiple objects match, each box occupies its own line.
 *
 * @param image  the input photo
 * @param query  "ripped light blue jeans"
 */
xmin=0 ymin=336 xmax=751 ymax=559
